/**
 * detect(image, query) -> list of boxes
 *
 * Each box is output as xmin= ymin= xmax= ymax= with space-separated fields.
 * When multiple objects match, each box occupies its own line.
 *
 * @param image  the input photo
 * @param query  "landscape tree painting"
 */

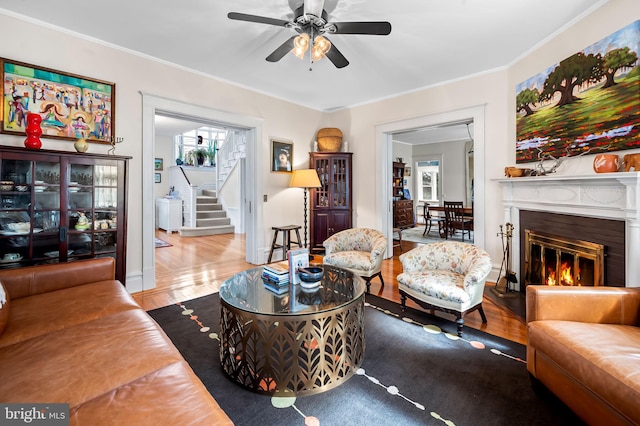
xmin=516 ymin=20 xmax=639 ymax=164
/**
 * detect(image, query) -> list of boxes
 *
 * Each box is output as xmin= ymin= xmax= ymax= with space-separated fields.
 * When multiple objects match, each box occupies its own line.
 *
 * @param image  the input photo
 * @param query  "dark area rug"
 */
xmin=154 ymin=238 xmax=172 ymax=248
xmin=148 ymin=293 xmax=581 ymax=426
xmin=400 ymin=225 xmax=474 ymax=245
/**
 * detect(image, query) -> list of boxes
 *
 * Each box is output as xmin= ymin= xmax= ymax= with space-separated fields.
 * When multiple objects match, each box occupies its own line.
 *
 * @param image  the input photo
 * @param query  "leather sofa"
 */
xmin=526 ymin=285 xmax=640 ymax=425
xmin=0 ymin=258 xmax=232 ymax=425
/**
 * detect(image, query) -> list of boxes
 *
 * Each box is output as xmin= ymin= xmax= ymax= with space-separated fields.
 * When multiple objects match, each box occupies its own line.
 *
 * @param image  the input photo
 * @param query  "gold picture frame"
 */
xmin=1 ymin=57 xmax=115 ymax=144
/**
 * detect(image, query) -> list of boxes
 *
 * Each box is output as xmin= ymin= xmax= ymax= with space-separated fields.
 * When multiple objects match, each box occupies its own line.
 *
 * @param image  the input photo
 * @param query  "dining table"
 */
xmin=429 ymin=205 xmax=473 ymax=217
xmin=424 ymin=205 xmax=473 ymax=238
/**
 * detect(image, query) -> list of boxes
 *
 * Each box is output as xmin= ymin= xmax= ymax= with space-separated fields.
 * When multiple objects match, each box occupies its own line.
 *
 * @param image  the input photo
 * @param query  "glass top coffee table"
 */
xmin=219 ymin=265 xmax=365 ymax=396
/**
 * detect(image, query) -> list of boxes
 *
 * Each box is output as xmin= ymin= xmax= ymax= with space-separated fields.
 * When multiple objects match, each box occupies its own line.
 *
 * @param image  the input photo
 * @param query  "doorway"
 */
xmin=375 ymin=106 xmax=486 ymax=257
xmin=140 ymin=93 xmax=264 ymax=293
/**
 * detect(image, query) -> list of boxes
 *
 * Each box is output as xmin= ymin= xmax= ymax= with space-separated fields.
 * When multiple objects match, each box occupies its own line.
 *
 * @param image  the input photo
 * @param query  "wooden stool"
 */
xmin=268 ymin=225 xmax=303 ymax=263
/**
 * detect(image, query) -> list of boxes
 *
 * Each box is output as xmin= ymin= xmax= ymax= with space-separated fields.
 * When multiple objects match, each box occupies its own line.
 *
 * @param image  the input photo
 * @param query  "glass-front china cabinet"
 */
xmin=0 ymin=146 xmax=129 ymax=283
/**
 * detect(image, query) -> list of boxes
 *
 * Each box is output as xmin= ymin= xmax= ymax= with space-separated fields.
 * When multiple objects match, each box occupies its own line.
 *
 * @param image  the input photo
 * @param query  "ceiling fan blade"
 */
xmin=228 ymin=12 xmax=290 ymax=27
xmin=266 ymin=36 xmax=297 ymax=62
xmin=330 ymin=21 xmax=392 ymax=35
xmin=304 ymin=0 xmax=326 ymax=18
xmin=324 ymin=42 xmax=349 ymax=68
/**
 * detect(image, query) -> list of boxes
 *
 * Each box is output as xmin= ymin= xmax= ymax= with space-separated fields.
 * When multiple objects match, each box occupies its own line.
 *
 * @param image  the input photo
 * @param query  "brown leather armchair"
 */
xmin=527 ymin=285 xmax=640 ymax=425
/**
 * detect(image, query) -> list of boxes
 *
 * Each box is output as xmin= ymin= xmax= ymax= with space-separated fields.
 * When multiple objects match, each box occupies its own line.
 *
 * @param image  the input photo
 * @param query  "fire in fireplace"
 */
xmin=524 ymin=230 xmax=604 ymax=287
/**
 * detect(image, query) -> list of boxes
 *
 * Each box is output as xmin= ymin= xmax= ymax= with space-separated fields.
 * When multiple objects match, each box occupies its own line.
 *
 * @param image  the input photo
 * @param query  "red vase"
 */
xmin=593 ymin=154 xmax=620 ymax=173
xmin=24 ymin=113 xmax=42 ymax=150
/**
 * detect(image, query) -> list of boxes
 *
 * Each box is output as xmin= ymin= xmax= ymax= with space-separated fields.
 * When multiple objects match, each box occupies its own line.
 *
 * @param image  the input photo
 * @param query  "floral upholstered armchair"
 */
xmin=323 ymin=228 xmax=388 ymax=293
xmin=397 ymin=241 xmax=491 ymax=336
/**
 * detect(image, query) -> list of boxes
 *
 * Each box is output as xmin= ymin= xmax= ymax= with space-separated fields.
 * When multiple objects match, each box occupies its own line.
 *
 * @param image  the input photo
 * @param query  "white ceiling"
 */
xmin=0 ymin=0 xmax=604 ymax=114
xmin=154 ymin=114 xmax=217 ymax=138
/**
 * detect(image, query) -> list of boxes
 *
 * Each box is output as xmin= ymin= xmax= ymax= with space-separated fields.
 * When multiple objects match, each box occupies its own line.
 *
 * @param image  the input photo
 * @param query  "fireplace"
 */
xmin=524 ymin=230 xmax=604 ymax=286
xmin=498 ymin=172 xmax=640 ymax=289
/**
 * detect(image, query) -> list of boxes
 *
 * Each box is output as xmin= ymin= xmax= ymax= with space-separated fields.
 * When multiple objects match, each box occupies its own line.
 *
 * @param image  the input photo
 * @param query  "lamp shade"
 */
xmin=290 ymin=169 xmax=321 ymax=188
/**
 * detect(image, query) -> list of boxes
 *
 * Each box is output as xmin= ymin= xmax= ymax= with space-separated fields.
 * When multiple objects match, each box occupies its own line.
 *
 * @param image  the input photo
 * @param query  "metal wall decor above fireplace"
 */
xmin=525 ymin=230 xmax=604 ymax=287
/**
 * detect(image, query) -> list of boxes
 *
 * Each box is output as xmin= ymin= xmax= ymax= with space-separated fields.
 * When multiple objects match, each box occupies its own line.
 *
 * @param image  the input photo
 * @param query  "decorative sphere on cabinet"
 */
xmin=74 ymin=138 xmax=89 ymax=153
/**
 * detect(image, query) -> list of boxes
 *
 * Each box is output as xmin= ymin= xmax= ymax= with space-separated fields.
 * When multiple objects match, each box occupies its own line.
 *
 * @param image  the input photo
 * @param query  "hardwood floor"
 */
xmin=134 ymin=231 xmax=527 ymax=345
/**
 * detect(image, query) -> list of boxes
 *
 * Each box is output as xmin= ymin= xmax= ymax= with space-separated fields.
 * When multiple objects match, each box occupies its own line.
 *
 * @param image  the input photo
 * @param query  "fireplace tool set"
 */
xmin=491 ymin=222 xmax=518 ymax=298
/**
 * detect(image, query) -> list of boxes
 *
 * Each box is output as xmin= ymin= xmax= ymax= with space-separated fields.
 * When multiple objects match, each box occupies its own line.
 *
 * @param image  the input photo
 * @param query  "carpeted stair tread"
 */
xmin=179 ymin=225 xmax=234 ymax=237
xmin=197 ymin=211 xmax=226 ymax=219
xmin=196 ymin=218 xmax=231 ymax=227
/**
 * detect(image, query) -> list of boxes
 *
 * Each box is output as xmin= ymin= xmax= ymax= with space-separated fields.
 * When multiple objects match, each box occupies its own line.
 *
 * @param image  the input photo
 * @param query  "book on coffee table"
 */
xmin=287 ymin=248 xmax=309 ymax=285
xmin=264 ymin=260 xmax=289 ymax=275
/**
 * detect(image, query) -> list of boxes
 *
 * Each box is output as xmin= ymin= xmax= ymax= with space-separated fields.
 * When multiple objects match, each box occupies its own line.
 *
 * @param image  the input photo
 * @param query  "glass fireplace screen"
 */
xmin=525 ymin=230 xmax=604 ymax=286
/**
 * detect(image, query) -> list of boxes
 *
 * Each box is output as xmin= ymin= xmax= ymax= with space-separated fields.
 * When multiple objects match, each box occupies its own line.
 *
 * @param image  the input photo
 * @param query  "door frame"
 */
xmin=375 ymin=106 xmax=486 ymax=256
xmin=140 ymin=93 xmax=264 ymax=292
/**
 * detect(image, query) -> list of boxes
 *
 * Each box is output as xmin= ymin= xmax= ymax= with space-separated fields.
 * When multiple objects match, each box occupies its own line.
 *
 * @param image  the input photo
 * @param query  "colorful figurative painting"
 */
xmin=516 ymin=20 xmax=640 ymax=163
xmin=1 ymin=58 xmax=115 ymax=144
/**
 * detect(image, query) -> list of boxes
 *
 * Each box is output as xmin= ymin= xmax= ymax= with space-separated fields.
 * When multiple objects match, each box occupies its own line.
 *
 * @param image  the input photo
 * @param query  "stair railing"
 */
xmin=216 ymin=130 xmax=246 ymax=191
xmin=168 ymin=166 xmax=197 ymax=227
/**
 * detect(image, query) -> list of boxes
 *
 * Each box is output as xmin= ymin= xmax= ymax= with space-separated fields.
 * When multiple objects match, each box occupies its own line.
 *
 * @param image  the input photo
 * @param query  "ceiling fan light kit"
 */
xmin=293 ymin=33 xmax=310 ymax=59
xmin=228 ymin=0 xmax=391 ymax=69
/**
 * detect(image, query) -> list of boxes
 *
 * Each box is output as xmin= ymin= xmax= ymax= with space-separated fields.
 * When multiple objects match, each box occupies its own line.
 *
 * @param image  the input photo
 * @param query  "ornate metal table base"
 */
xmin=220 ymin=292 xmax=365 ymax=396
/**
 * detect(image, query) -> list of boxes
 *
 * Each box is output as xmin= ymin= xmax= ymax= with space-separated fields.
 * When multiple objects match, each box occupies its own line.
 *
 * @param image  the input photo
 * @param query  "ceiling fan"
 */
xmin=228 ymin=0 xmax=392 ymax=69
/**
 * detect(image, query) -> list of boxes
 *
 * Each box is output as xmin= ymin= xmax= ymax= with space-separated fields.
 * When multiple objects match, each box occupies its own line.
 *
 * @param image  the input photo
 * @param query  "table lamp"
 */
xmin=289 ymin=169 xmax=321 ymax=249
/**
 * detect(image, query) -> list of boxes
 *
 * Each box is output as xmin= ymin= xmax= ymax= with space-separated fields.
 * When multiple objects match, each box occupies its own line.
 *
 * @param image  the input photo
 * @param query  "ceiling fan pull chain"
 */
xmin=309 ymin=27 xmax=314 ymax=71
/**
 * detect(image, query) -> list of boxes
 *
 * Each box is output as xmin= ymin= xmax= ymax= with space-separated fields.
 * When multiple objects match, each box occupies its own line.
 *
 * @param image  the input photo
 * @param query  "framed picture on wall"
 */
xmin=1 ymin=57 xmax=116 ymax=144
xmin=271 ymin=139 xmax=293 ymax=173
xmin=154 ymin=158 xmax=163 ymax=171
xmin=405 ymin=167 xmax=412 ymax=177
xmin=154 ymin=173 xmax=161 ymax=183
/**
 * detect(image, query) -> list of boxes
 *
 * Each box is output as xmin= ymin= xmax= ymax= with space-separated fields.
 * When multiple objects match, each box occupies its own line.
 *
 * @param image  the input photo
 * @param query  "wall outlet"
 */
xmin=263 ymin=194 xmax=268 ymax=202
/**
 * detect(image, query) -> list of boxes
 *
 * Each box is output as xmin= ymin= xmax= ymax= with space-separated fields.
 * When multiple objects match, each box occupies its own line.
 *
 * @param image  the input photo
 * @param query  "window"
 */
xmin=175 ymin=127 xmax=227 ymax=166
xmin=416 ymin=160 xmax=440 ymax=203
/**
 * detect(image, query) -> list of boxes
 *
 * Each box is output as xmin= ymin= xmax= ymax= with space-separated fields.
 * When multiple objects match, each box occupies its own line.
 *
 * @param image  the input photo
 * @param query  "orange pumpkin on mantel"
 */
xmin=593 ymin=153 xmax=620 ymax=173
xmin=317 ymin=128 xmax=343 ymax=152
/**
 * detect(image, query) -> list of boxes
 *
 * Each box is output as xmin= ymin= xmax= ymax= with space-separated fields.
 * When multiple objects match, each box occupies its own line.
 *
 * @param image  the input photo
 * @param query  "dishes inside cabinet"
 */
xmin=0 ymin=255 xmax=22 ymax=264
xmin=44 ymin=250 xmax=74 ymax=258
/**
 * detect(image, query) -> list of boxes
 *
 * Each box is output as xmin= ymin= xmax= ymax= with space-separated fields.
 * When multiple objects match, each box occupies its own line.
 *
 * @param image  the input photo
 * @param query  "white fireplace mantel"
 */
xmin=497 ymin=172 xmax=640 ymax=288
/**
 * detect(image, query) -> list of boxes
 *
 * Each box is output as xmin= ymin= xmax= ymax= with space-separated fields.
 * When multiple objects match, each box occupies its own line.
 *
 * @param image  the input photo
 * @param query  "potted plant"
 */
xmin=193 ymin=148 xmax=208 ymax=166
xmin=206 ymin=139 xmax=218 ymax=167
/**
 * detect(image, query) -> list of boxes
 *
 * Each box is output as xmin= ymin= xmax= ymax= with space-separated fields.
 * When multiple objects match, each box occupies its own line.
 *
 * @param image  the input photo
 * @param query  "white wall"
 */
xmin=153 ymin=134 xmax=173 ymax=200
xmin=181 ymin=167 xmax=216 ymax=187
xmin=412 ymin=140 xmax=467 ymax=203
xmin=0 ymin=12 xmax=326 ymax=288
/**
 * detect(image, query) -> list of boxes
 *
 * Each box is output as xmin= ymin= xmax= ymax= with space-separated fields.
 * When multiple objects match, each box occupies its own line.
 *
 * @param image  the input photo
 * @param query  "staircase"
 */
xmin=179 ymin=189 xmax=234 ymax=237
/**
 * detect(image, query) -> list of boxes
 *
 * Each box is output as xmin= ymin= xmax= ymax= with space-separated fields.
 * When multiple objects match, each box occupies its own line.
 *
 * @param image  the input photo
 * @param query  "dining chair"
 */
xmin=422 ymin=203 xmax=445 ymax=237
xmin=443 ymin=201 xmax=473 ymax=241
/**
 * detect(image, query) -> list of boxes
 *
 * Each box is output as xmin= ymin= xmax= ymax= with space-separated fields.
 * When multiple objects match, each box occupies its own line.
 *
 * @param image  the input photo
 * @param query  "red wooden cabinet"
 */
xmin=0 ymin=146 xmax=130 ymax=283
xmin=309 ymin=152 xmax=352 ymax=253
